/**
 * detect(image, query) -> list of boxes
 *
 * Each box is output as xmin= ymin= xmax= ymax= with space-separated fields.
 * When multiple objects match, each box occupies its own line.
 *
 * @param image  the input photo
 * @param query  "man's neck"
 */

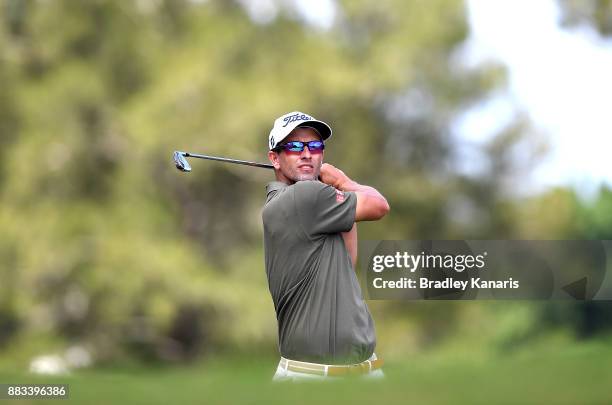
xmin=274 ymin=171 xmax=294 ymax=185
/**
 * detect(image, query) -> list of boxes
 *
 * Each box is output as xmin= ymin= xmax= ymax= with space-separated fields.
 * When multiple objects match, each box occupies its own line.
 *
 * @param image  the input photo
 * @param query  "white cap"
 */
xmin=268 ymin=111 xmax=332 ymax=150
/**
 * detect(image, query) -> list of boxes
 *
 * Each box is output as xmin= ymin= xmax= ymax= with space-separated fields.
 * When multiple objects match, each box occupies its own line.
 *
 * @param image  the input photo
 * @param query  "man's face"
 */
xmin=268 ymin=127 xmax=324 ymax=183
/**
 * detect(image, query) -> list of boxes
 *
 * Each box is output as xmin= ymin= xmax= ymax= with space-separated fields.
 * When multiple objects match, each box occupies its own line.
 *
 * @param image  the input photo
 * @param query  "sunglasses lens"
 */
xmin=308 ymin=141 xmax=324 ymax=151
xmin=287 ymin=142 xmax=304 ymax=152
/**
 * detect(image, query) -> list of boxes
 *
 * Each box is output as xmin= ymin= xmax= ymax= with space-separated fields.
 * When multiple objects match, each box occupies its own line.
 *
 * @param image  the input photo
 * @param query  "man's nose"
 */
xmin=300 ymin=146 xmax=312 ymax=158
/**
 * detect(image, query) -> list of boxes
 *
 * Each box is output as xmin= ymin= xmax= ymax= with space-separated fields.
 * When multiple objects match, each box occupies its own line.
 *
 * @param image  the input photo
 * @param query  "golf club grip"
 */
xmin=185 ymin=153 xmax=274 ymax=169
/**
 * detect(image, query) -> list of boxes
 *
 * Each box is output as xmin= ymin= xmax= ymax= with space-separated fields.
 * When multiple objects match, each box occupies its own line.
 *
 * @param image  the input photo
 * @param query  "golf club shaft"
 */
xmin=184 ymin=152 xmax=274 ymax=169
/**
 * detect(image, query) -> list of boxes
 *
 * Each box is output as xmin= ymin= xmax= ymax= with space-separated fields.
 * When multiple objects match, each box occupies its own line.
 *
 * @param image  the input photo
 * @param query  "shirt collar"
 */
xmin=266 ymin=181 xmax=289 ymax=196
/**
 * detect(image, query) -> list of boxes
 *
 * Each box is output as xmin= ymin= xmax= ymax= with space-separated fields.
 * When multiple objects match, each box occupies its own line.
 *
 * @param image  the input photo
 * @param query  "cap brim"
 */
xmin=296 ymin=120 xmax=332 ymax=141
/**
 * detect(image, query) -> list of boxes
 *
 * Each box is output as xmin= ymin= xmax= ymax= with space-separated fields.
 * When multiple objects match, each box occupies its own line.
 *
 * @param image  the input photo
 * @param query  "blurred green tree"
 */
xmin=1 ymin=0 xmax=599 ymax=363
xmin=558 ymin=0 xmax=612 ymax=36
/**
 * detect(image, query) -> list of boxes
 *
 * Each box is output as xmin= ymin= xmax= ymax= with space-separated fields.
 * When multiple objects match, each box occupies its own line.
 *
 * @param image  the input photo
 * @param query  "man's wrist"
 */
xmin=337 ymin=179 xmax=358 ymax=191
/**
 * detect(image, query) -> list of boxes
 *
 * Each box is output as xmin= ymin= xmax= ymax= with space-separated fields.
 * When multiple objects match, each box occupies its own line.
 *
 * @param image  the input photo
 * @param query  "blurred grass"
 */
xmin=1 ymin=338 xmax=612 ymax=405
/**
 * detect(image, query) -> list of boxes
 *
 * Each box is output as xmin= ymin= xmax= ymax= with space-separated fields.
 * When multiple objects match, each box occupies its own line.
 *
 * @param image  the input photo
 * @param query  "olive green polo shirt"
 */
xmin=262 ymin=180 xmax=376 ymax=365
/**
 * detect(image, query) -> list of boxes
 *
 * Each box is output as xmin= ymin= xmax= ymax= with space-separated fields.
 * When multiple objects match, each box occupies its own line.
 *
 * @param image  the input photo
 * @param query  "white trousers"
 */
xmin=272 ymin=353 xmax=385 ymax=382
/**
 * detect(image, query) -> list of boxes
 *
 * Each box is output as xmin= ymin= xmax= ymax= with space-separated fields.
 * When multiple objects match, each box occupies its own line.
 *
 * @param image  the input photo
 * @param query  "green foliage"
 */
xmin=0 ymin=0 xmax=610 ymax=366
xmin=559 ymin=0 xmax=612 ymax=36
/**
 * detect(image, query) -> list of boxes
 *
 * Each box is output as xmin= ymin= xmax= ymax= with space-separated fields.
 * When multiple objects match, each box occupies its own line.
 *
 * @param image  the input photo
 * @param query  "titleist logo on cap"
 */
xmin=282 ymin=113 xmax=312 ymax=127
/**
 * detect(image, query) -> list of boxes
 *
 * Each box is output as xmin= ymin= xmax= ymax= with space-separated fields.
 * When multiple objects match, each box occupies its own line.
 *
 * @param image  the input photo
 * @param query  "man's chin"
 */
xmin=294 ymin=174 xmax=318 ymax=182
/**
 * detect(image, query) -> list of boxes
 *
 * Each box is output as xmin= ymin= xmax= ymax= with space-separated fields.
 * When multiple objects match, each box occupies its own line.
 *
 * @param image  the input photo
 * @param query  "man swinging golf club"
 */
xmin=263 ymin=111 xmax=390 ymax=381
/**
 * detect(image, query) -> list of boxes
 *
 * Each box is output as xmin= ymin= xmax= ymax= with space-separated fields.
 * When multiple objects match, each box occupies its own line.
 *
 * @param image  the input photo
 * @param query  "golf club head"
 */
xmin=173 ymin=151 xmax=191 ymax=172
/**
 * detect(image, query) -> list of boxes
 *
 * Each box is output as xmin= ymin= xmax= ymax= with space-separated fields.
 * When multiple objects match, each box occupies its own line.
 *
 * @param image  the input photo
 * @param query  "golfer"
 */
xmin=262 ymin=111 xmax=390 ymax=381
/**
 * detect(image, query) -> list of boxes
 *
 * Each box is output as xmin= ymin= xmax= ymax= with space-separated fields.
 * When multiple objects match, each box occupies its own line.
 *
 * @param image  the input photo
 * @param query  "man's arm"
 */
xmin=320 ymin=163 xmax=390 ymax=221
xmin=341 ymin=223 xmax=358 ymax=268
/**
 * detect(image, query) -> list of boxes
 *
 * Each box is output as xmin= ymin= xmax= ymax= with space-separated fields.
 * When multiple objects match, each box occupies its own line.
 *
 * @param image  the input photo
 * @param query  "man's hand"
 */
xmin=320 ymin=163 xmax=351 ymax=189
xmin=319 ymin=163 xmax=390 ymax=222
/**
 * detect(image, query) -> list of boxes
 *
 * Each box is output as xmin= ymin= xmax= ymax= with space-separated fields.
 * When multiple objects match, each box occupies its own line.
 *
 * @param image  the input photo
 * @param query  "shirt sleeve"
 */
xmin=293 ymin=181 xmax=357 ymax=236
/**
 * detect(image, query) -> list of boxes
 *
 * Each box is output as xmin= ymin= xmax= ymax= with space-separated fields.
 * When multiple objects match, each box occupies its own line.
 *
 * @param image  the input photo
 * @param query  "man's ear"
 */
xmin=268 ymin=150 xmax=281 ymax=170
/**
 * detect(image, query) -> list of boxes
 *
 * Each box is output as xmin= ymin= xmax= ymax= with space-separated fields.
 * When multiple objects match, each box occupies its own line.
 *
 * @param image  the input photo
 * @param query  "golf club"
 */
xmin=173 ymin=151 xmax=274 ymax=172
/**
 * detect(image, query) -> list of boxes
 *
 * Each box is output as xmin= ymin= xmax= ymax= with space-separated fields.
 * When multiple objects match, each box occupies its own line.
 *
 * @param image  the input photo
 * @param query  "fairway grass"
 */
xmin=1 ymin=340 xmax=611 ymax=405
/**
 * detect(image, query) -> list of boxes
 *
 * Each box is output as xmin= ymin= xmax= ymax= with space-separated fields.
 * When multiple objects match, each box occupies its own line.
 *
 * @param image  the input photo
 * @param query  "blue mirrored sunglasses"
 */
xmin=274 ymin=141 xmax=325 ymax=153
